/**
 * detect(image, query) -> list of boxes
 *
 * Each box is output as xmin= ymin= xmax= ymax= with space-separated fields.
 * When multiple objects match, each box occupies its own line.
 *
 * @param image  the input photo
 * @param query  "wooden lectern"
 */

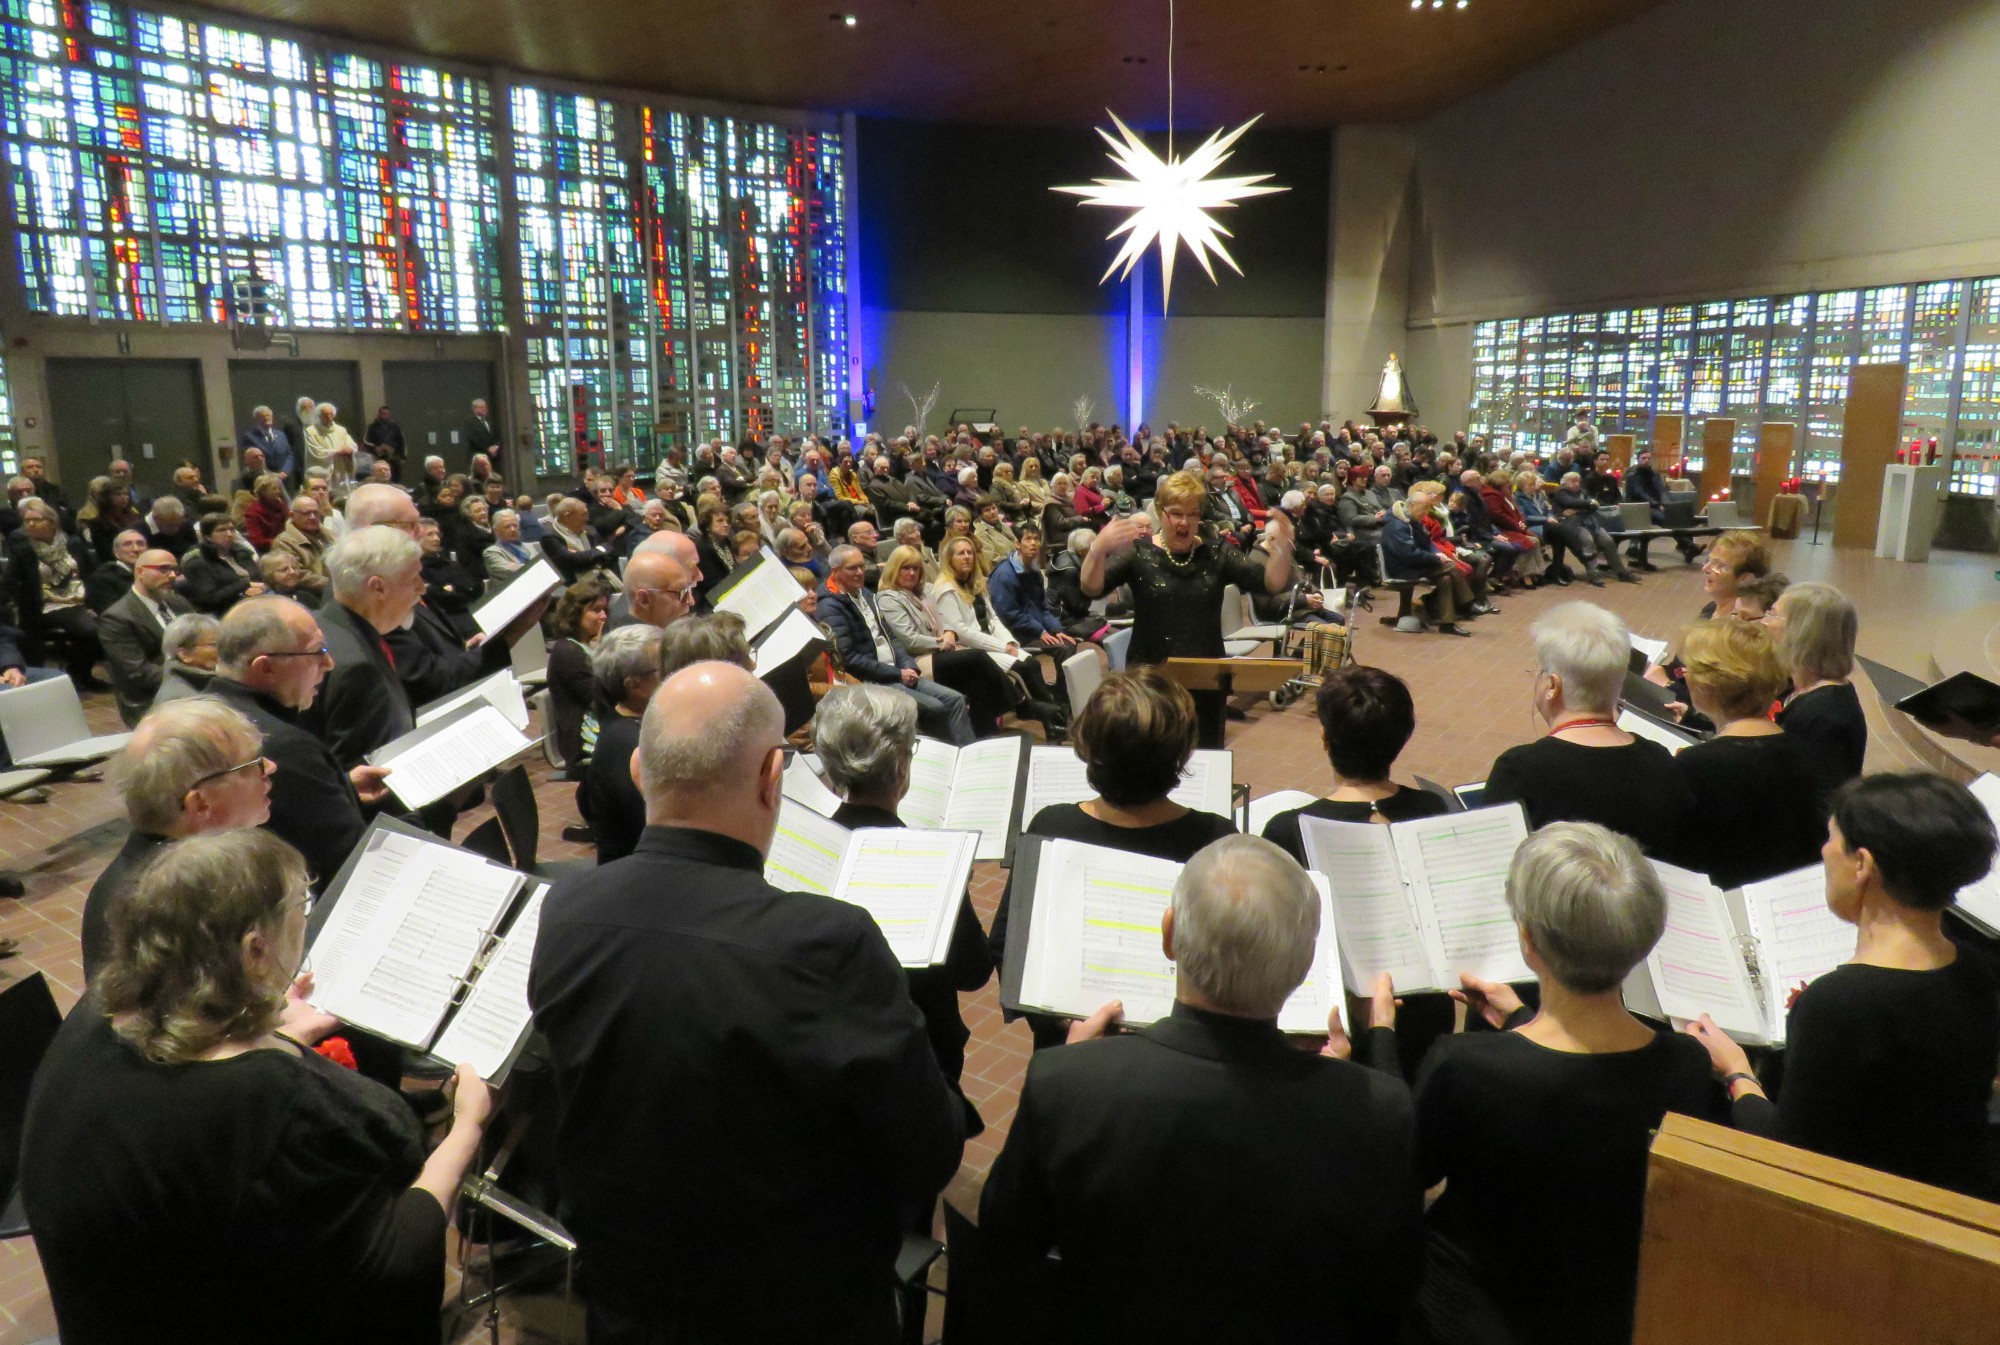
xmin=1634 ymin=1114 xmax=2000 ymax=1344
xmin=1162 ymin=658 xmax=1306 ymax=703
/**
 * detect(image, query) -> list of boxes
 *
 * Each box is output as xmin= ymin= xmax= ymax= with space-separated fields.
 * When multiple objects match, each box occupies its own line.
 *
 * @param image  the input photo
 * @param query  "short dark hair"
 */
xmin=1832 ymin=773 xmax=1998 ymax=912
xmin=1017 ymin=523 xmax=1043 ymax=543
xmin=1314 ymin=665 xmax=1417 ymax=780
xmin=200 ymin=511 xmax=233 ymax=538
xmin=1071 ymin=667 xmax=1197 ymax=807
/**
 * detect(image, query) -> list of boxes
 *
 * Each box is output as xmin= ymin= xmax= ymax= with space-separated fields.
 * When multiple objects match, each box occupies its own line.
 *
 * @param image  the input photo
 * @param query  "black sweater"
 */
xmin=1485 ymin=736 xmax=1694 ymax=860
xmin=1776 ymin=682 xmax=1868 ymax=817
xmin=1671 ymin=732 xmax=1827 ymax=888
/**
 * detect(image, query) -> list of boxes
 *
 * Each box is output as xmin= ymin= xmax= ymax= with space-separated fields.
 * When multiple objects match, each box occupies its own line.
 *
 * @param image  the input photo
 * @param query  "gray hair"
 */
xmin=758 ymin=489 xmax=785 ymax=511
xmin=592 ymin=625 xmax=664 ymax=706
xmin=117 ymin=697 xmax=261 ymax=834
xmin=150 ymin=495 xmax=186 ymax=520
xmin=161 ymin=612 xmax=220 ymax=663
xmin=658 ymin=613 xmax=752 ymax=679
xmin=1776 ymin=581 xmax=1856 ymax=684
xmin=315 ymin=402 xmax=336 ymax=416
xmin=1170 ymin=836 xmax=1320 ymax=1018
xmin=638 ymin=664 xmax=784 ymax=800
xmin=17 ymin=497 xmax=57 ymax=524
xmin=252 ymin=404 xmax=272 ymax=418
xmin=892 ymin=517 xmax=922 ymax=541
xmin=1504 ymin=822 xmax=1665 ymax=993
xmin=424 ymin=455 xmax=444 ymax=470
xmin=827 ymin=543 xmax=863 ymax=570
xmin=217 ymin=597 xmax=302 ymax=672
xmin=776 ymin=527 xmax=807 ymax=554
xmin=812 ymin=684 xmax=916 ymax=797
xmin=492 ymin=508 xmax=518 ymax=528
xmin=1531 ymin=601 xmax=1627 ymax=716
xmin=325 ymin=525 xmax=420 ymax=600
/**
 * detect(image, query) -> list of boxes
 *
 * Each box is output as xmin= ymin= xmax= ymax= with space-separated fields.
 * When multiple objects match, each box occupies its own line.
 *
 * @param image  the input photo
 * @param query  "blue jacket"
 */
xmin=987 ymin=554 xmax=1060 ymax=640
xmin=817 ymin=586 xmax=912 ymax=684
xmin=1379 ymin=514 xmax=1445 ymax=580
xmin=237 ymin=423 xmax=295 ymax=481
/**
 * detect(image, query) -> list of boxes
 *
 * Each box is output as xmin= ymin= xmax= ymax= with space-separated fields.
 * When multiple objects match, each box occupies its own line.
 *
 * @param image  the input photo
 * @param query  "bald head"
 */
xmin=624 ymin=547 xmax=695 ymax=629
xmin=637 ymin=662 xmax=785 ymax=852
xmin=633 ymin=527 xmax=703 ymax=588
xmin=344 ymin=482 xmax=419 ymax=533
xmin=133 ymin=548 xmax=179 ymax=598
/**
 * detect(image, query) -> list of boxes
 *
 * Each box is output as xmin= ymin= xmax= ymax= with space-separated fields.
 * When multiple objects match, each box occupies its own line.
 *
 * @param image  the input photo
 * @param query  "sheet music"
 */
xmin=1275 ymin=872 xmax=1349 ymax=1034
xmin=1169 ymin=749 xmax=1234 ymax=816
xmin=1617 ymin=708 xmax=1694 ymax=755
xmin=1299 ymin=817 xmax=1434 ymax=991
xmin=431 ymin=884 xmax=547 ymax=1079
xmin=473 ymin=557 xmax=561 ymax=635
xmin=938 ymin=738 xmax=1021 ymax=862
xmin=714 ymin=554 xmax=803 ymax=638
xmin=1645 ymin=861 xmax=1767 ymax=1040
xmin=1024 ymin=744 xmax=1232 ymax=821
xmin=900 ymin=737 xmax=957 ymax=830
xmin=1020 ymin=840 xmax=1180 ymax=1025
xmin=831 ymin=828 xmax=977 ymax=966
xmin=1954 ymin=775 xmax=2000 ymax=931
xmin=416 ymin=669 xmax=531 ymax=733
xmin=751 ymin=608 xmax=822 ymax=676
xmin=1741 ymin=866 xmax=1852 ymax=1039
xmin=1394 ymin=806 xmax=1535 ymax=985
xmin=369 ymin=704 xmax=532 ymax=809
xmin=765 ymin=801 xmax=850 ymax=896
xmin=1246 ymin=789 xmax=1320 ymax=836
xmin=1630 ymin=634 xmax=1669 ymax=666
xmin=308 ymin=829 xmax=429 ymax=996
xmin=781 ymin=752 xmax=843 ymax=817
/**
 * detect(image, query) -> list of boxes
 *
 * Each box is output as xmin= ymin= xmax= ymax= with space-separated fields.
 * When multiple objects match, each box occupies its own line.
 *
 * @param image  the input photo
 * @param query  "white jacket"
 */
xmin=928 ymin=581 xmax=1019 ymax=656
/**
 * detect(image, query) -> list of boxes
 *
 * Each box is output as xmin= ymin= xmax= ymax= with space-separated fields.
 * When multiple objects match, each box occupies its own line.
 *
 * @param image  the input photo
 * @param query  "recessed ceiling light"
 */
xmin=1410 ymin=0 xmax=1421 ymax=8
xmin=830 ymin=11 xmax=857 ymax=24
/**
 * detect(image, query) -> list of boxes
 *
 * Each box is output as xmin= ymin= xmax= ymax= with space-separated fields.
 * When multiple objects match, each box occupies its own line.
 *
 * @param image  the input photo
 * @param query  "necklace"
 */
xmin=1158 ymin=538 xmax=1199 ymax=568
xmin=1550 ymin=715 xmax=1617 ymax=735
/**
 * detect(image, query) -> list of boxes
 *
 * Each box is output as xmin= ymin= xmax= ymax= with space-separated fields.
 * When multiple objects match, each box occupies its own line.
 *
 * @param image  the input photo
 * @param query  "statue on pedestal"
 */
xmin=1368 ymin=352 xmax=1415 ymax=429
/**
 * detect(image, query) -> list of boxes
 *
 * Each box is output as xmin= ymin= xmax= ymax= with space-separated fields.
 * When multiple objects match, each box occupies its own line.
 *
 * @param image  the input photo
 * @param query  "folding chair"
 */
xmin=0 ymin=768 xmax=51 ymax=800
xmin=0 ymin=677 xmax=132 ymax=769
xmin=1062 ymin=647 xmax=1103 ymax=720
xmin=532 ymin=689 xmax=564 ymax=771
xmin=491 ymin=764 xmax=592 ymax=880
xmin=1102 ymin=626 xmax=1133 ymax=672
xmin=1705 ymin=499 xmax=1742 ymax=528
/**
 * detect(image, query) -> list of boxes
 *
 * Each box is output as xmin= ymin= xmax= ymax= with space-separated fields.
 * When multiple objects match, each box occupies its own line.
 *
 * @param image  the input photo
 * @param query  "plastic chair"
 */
xmin=0 ymin=973 xmax=62 ymax=1239
xmin=1102 ymin=626 xmax=1133 ymax=672
xmin=1062 ymin=647 xmax=1103 ymax=720
xmin=532 ymin=689 xmax=564 ymax=771
xmin=1706 ymin=499 xmax=1742 ymax=528
xmin=0 ymin=677 xmax=132 ymax=769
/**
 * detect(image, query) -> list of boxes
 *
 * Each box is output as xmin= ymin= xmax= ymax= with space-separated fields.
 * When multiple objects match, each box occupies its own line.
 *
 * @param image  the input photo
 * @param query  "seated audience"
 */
xmin=241 ymin=472 xmax=290 ymax=552
xmin=4 ymin=496 xmax=105 ymax=686
xmin=815 ymin=683 xmax=993 ymax=1133
xmin=84 ymin=528 xmax=146 ymax=613
xmin=1769 ymin=581 xmax=1867 ymax=816
xmin=528 ymin=662 xmax=963 ymax=1344
xmin=484 ymin=507 xmax=537 ymax=580
xmin=541 ymin=496 xmax=620 ymax=583
xmin=1261 ymin=665 xmax=1447 ymax=863
xmin=980 ymin=834 xmax=1422 ymax=1345
xmin=878 ymin=543 xmax=1017 ymax=736
xmin=929 ymin=535 xmax=1065 ymax=734
xmin=76 ymin=475 xmax=144 ymax=565
xmin=988 ymin=524 xmax=1085 ymax=654
xmin=99 ymin=547 xmax=194 ymax=727
xmin=180 ymin=513 xmax=267 ymax=614
xmin=582 ymin=622 xmax=672 ymax=865
xmin=1380 ymin=482 xmax=1472 ymax=635
xmin=269 ymin=493 xmax=332 ymax=594
xmin=1686 ymin=772 xmax=1999 ymax=1197
xmin=818 ymin=543 xmax=975 ymax=745
xmin=548 ymin=577 xmax=612 ymax=777
xmin=25 ymin=829 xmax=491 ymax=1345
xmin=1486 ymin=602 xmax=1694 ymax=858
xmin=1672 ymin=620 xmax=1824 ymax=887
xmin=1549 ymin=471 xmax=1637 ymax=585
xmin=416 ymin=516 xmax=482 ymax=640
xmin=152 ymin=611 xmax=221 ymax=705
xmin=259 ymin=550 xmax=321 ymax=608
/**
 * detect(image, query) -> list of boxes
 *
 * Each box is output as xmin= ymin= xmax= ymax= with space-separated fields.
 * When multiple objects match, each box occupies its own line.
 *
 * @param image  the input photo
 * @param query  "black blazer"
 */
xmin=84 ymin=559 xmax=134 ymax=614
xmin=528 ymin=825 xmax=964 ymax=1344
xmin=978 ymin=1002 xmax=1424 ymax=1345
xmin=179 ymin=539 xmax=259 ymax=614
xmin=384 ymin=598 xmax=511 ymax=709
xmin=305 ymin=599 xmax=413 ymax=773
xmin=209 ymin=676 xmax=369 ymax=895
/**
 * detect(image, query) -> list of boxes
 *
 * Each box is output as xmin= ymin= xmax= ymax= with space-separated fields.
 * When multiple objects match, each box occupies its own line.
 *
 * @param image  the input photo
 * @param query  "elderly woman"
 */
xmin=582 ymin=623 xmax=668 ymax=866
xmin=972 ymin=496 xmax=1017 ymax=575
xmin=989 ymin=667 xmax=1238 ymax=1047
xmin=1040 ymin=471 xmax=1086 ymax=549
xmin=989 ymin=459 xmax=1026 ymax=520
xmin=878 ymin=543 xmax=1018 ymax=736
xmin=483 ymin=508 xmax=536 ymax=581
xmin=887 ymin=516 xmax=940 ymax=581
xmin=3 ymin=496 xmax=105 ymax=682
xmin=1671 ymin=619 xmax=1824 ymax=888
xmin=814 ymin=682 xmax=993 ymax=1132
xmin=241 ymin=472 xmax=290 ymax=552
xmin=1480 ymin=469 xmax=1546 ymax=587
xmin=258 ymin=550 xmax=320 ymax=609
xmin=1687 ymin=773 xmax=1999 ymax=1197
xmin=1072 ymin=466 xmax=1110 ymax=528
xmin=180 ymin=513 xmax=268 ymax=614
xmin=1769 ymin=582 xmax=1867 ymax=816
xmin=756 ymin=488 xmax=790 ymax=547
xmin=1367 ymin=823 xmax=1722 ymax=1345
xmin=22 ymin=829 xmax=492 ymax=1345
xmin=1380 ymin=482 xmax=1474 ymax=636
xmin=1485 ymin=602 xmax=1694 ymax=859
xmin=152 ymin=612 xmax=221 ymax=705
xmin=1015 ymin=455 xmax=1054 ymax=514
xmin=785 ymin=499 xmax=829 ymax=558
xmin=1082 ymin=471 xmax=1294 ymax=748
xmin=548 ymin=576 xmax=612 ymax=778
xmin=454 ymin=494 xmax=495 ymax=568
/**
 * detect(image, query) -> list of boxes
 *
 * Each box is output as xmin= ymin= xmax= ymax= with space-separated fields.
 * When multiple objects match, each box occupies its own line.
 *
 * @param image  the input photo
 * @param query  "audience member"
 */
xmin=4 ymin=496 xmax=105 ymax=686
xmin=270 ymin=494 xmax=332 ymax=593
xmin=1381 ymin=481 xmax=1473 ymax=635
xmin=76 ymin=477 xmax=143 ymax=566
xmin=818 ymin=543 xmax=975 ymax=745
xmin=877 ymin=543 xmax=1016 ymax=736
xmin=548 ymin=577 xmax=612 ymax=776
xmin=541 ymin=497 xmax=620 ymax=582
xmin=1549 ymin=472 xmax=1637 ymax=585
xmin=258 ymin=550 xmax=321 ymax=608
xmin=84 ymin=527 xmax=146 ymax=613
xmin=929 ymin=535 xmax=1065 ymax=734
xmin=180 ymin=513 xmax=267 ymax=614
xmin=99 ymin=547 xmax=194 ymax=726
xmin=242 ymin=472 xmax=290 ymax=551
xmin=152 ymin=611 xmax=221 ymax=705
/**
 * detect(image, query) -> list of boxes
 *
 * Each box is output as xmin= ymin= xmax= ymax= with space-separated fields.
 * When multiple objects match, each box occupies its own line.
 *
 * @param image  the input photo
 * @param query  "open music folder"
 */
xmin=1618 ymin=707 xmax=1701 ymax=754
xmin=1635 ymin=861 xmax=1853 ymax=1046
xmin=763 ymin=801 xmax=978 ymax=966
xmin=898 ymin=733 xmax=1031 ymax=863
xmin=780 ymin=751 xmax=846 ymax=817
xmin=306 ymin=817 xmax=546 ymax=1081
xmin=415 ymin=668 xmax=532 ymax=733
xmin=1298 ymin=804 xmax=1535 ymax=992
xmin=1953 ymin=774 xmax=2000 ymax=938
xmin=470 ymin=556 xmax=562 ymax=635
xmin=711 ymin=552 xmax=803 ymax=639
xmin=1244 ymin=789 xmax=1321 ymax=836
xmin=997 ymin=836 xmax=1346 ymax=1034
xmin=367 ymin=700 xmax=537 ymax=810
xmin=1023 ymin=744 xmax=1234 ymax=823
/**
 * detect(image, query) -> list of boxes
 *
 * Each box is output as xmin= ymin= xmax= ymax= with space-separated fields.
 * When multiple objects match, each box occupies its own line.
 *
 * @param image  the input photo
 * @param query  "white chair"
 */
xmin=532 ymin=688 xmax=564 ymax=771
xmin=0 ymin=767 xmax=50 ymax=799
xmin=1219 ymin=584 xmax=1282 ymax=656
xmin=0 ymin=678 xmax=132 ymax=769
xmin=1102 ymin=626 xmax=1133 ymax=672
xmin=511 ymin=623 xmax=549 ymax=690
xmin=1706 ymin=499 xmax=1742 ymax=528
xmin=1062 ymin=648 xmax=1103 ymax=720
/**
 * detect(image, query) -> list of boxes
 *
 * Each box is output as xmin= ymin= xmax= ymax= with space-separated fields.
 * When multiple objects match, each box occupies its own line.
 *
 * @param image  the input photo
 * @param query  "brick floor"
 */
xmin=2 ymin=536 xmax=1993 ymax=1343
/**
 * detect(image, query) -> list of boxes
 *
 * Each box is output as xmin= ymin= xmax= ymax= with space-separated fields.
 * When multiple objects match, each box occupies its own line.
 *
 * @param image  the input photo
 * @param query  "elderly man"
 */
xmin=541 ymin=496 xmax=619 ymax=583
xmin=19 ymin=455 xmax=71 ymax=525
xmin=232 ymin=444 xmax=269 ymax=498
xmin=817 ymin=544 xmax=973 ymax=745
xmin=606 ymin=529 xmax=702 ymax=631
xmin=484 ymin=507 xmax=537 ymax=581
xmin=979 ymin=835 xmax=1423 ymax=1342
xmin=81 ymin=698 xmax=274 ymax=982
xmin=530 ymin=662 xmax=962 ymax=1344
xmin=269 ymin=494 xmax=331 ymax=593
xmin=141 ymin=494 xmax=194 ymax=560
xmin=302 ymin=525 xmax=425 ymax=772
xmin=98 ymin=548 xmax=194 ymax=726
xmin=3 ymin=497 xmax=104 ymax=687
xmin=465 ymin=398 xmax=499 ymax=461
xmin=151 ymin=612 xmax=220 ymax=704
xmin=85 ymin=528 xmax=148 ymax=613
xmin=303 ymin=402 xmax=357 ymax=493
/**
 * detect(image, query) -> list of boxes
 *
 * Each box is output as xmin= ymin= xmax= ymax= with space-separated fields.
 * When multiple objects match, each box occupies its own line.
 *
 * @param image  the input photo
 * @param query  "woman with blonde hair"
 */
xmin=931 ymin=533 xmax=1064 ymax=731
xmin=1015 ymin=454 xmax=1053 ymax=511
xmin=989 ymin=459 xmax=1026 ymax=521
xmin=1410 ymin=479 xmax=1495 ymax=614
xmin=876 ymin=543 xmax=1017 ymax=736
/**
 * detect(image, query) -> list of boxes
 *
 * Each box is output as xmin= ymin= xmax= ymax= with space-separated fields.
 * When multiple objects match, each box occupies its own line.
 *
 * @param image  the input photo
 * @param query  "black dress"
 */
xmin=546 ymin=636 xmax=595 ymax=773
xmin=583 ymin=710 xmax=646 ymax=864
xmin=1100 ymin=536 xmax=1273 ymax=749
xmin=1671 ymin=732 xmax=1826 ymax=888
xmin=1259 ymin=786 xmax=1449 ymax=866
xmin=1775 ymin=682 xmax=1868 ymax=818
xmin=21 ymin=1007 xmax=444 ymax=1345
xmin=1485 ymin=736 xmax=1694 ymax=861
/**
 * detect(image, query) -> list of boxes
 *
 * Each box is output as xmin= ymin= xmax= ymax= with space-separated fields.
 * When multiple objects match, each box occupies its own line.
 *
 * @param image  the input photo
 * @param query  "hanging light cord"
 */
xmin=1166 ymin=0 xmax=1176 ymax=159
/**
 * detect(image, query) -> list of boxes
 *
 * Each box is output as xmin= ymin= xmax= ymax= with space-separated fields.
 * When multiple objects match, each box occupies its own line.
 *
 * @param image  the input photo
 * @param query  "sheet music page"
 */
xmin=831 ymin=828 xmax=978 ymax=966
xmin=308 ymin=829 xmax=431 ymax=998
xmin=1616 ymin=709 xmax=1694 ymax=755
xmin=1645 ymin=861 xmax=1767 ymax=1039
xmin=312 ymin=844 xmax=522 ymax=1049
xmin=1298 ymin=816 xmax=1435 ymax=992
xmin=1393 ymin=805 xmax=1535 ymax=986
xmin=714 ymin=554 xmax=803 ymax=638
xmin=781 ymin=752 xmax=844 ymax=817
xmin=473 ymin=557 xmax=562 ymax=635
xmin=1020 ymin=840 xmax=1180 ymax=1025
xmin=1246 ymin=789 xmax=1321 ymax=836
xmin=1169 ymin=749 xmax=1234 ymax=816
xmin=900 ymin=737 xmax=957 ymax=830
xmin=431 ymin=883 xmax=547 ymax=1080
xmin=764 ymin=801 xmax=851 ymax=896
xmin=370 ymin=704 xmax=531 ymax=810
xmin=1955 ymin=775 xmax=2000 ymax=931
xmin=416 ymin=669 xmax=531 ymax=733
xmin=939 ymin=738 xmax=1021 ymax=861
xmin=751 ymin=608 xmax=822 ymax=676
xmin=1023 ymin=745 xmax=1094 ymax=821
xmin=1276 ymin=872 xmax=1350 ymax=1034
xmin=1630 ymin=633 xmax=1669 ymax=666
xmin=1740 ymin=866 xmax=1852 ymax=1040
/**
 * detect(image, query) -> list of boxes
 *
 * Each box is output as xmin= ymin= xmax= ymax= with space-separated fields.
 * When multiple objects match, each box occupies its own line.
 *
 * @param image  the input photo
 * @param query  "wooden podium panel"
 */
xmin=1697 ymin=418 xmax=1736 ymax=504
xmin=1634 ymin=1114 xmax=2000 ymax=1345
xmin=1652 ymin=413 xmax=1685 ymax=476
xmin=1833 ymin=362 xmax=1908 ymax=549
xmin=1754 ymin=422 xmax=1797 ymax=524
xmin=1606 ymin=433 xmax=1635 ymax=473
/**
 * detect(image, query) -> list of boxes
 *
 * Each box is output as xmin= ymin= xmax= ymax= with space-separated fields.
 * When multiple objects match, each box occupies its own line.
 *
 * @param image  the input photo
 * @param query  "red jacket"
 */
xmin=243 ymin=495 xmax=289 ymax=552
xmin=1479 ymin=486 xmax=1538 ymax=551
xmin=1417 ymin=513 xmax=1472 ymax=576
xmin=1229 ymin=475 xmax=1268 ymax=526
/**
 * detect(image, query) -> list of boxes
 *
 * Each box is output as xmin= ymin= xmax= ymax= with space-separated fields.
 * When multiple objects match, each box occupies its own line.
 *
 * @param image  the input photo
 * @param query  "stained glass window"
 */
xmin=0 ymin=350 xmax=17 ymax=476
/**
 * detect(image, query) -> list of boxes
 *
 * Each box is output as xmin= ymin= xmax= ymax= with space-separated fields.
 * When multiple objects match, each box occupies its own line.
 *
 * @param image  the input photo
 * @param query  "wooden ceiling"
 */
xmin=206 ymin=0 xmax=1667 ymax=126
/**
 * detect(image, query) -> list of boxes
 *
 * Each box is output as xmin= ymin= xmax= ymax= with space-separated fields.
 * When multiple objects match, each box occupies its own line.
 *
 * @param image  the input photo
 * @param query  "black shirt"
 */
xmin=1734 ymin=956 xmax=1999 ymax=1196
xmin=1775 ymin=682 xmax=1868 ymax=817
xmin=1406 ymin=1026 xmax=1722 ymax=1345
xmin=1485 ymin=736 xmax=1694 ymax=860
xmin=80 ymin=829 xmax=169 ymax=984
xmin=21 ymin=1006 xmax=442 ymax=1345
xmin=1671 ymin=732 xmax=1826 ymax=888
xmin=1099 ymin=536 xmax=1270 ymax=666
xmin=583 ymin=710 xmax=646 ymax=864
xmin=1260 ymin=786 xmax=1449 ymax=866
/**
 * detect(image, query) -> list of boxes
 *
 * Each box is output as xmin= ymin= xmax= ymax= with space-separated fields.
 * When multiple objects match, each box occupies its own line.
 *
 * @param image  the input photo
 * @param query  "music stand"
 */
xmin=1161 ymin=658 xmax=1306 ymax=702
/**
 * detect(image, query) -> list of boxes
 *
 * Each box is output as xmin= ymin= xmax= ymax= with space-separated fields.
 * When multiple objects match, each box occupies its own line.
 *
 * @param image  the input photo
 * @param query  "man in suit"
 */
xmin=98 ymin=549 xmax=194 ymax=727
xmin=363 ymin=405 xmax=406 ymax=483
xmin=237 ymin=405 xmax=295 ymax=483
xmin=85 ymin=529 xmax=147 ymax=614
xmin=303 ymin=522 xmax=423 ymax=773
xmin=465 ymin=398 xmax=499 ymax=464
xmin=818 ymin=544 xmax=973 ymax=745
xmin=529 ymin=663 xmax=963 ymax=1344
xmin=979 ymin=835 xmax=1424 ymax=1343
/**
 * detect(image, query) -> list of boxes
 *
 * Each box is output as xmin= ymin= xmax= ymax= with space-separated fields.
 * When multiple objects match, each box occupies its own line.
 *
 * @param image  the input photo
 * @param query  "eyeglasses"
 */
xmin=190 ymin=755 xmax=272 ymax=790
xmin=263 ymin=644 xmax=330 ymax=660
xmin=139 ymin=563 xmax=181 ymax=574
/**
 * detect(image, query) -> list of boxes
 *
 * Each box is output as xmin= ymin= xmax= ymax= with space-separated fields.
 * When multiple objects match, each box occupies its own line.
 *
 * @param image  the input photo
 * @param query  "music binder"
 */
xmin=763 ymin=801 xmax=979 ymax=967
xmin=1023 ymin=744 xmax=1234 ymax=824
xmin=1948 ymin=774 xmax=2000 ymax=939
xmin=367 ymin=700 xmax=538 ymax=810
xmin=414 ymin=667 xmax=531 ymax=733
xmin=899 ymin=732 xmax=1032 ymax=864
xmin=470 ymin=556 xmax=562 ymax=635
xmin=710 ymin=551 xmax=803 ymax=640
xmin=1618 ymin=706 xmax=1701 ymax=755
xmin=305 ymin=816 xmax=547 ymax=1083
